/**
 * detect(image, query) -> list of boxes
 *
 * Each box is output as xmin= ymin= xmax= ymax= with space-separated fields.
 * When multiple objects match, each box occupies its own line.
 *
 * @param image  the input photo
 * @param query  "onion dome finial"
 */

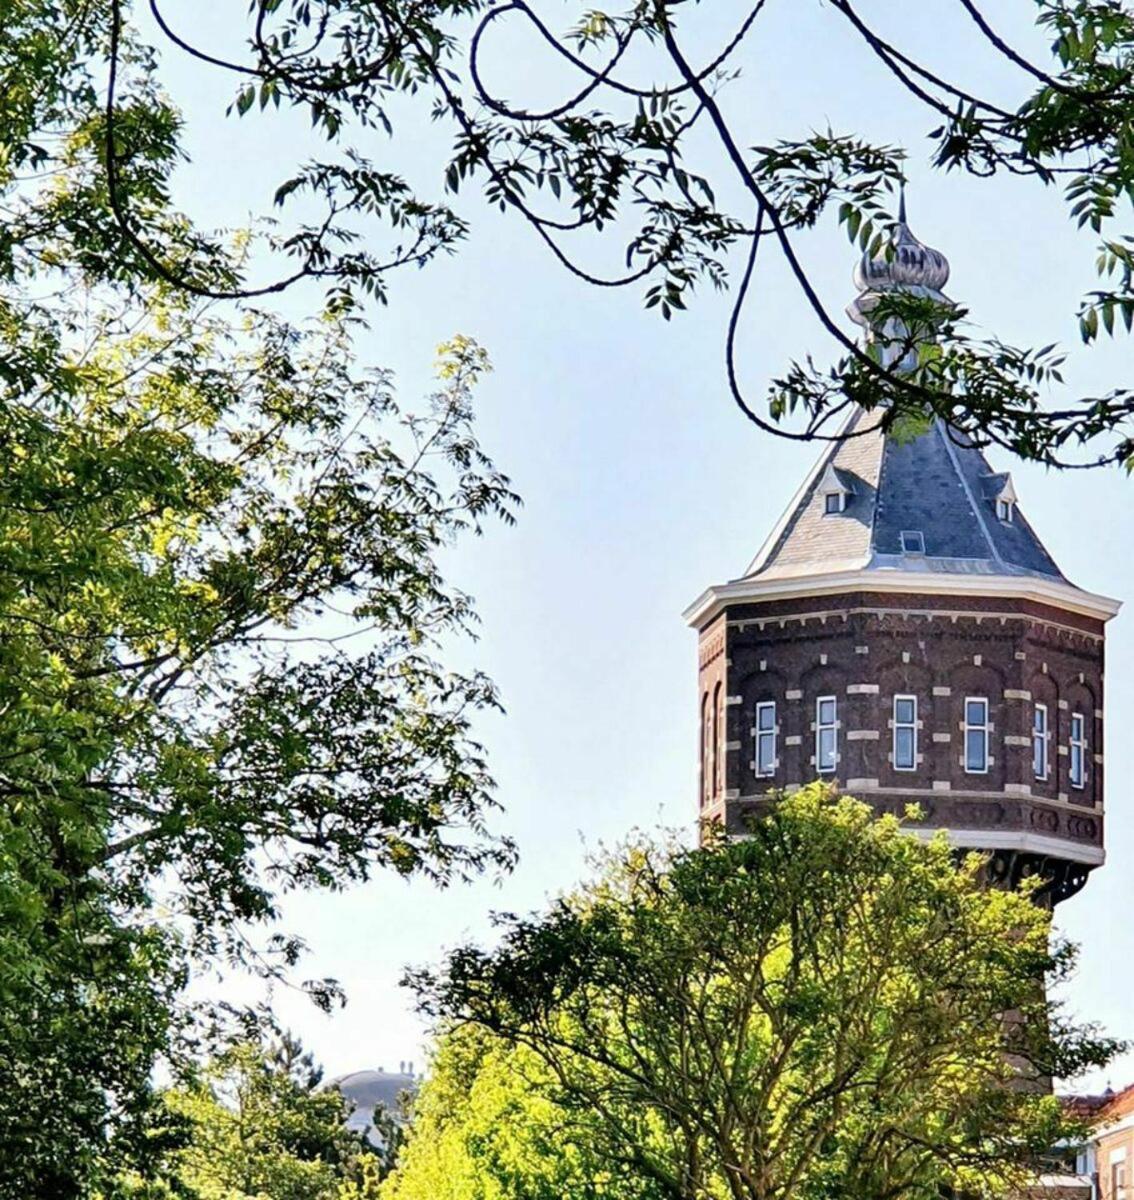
xmin=851 ymin=187 xmax=951 ymax=297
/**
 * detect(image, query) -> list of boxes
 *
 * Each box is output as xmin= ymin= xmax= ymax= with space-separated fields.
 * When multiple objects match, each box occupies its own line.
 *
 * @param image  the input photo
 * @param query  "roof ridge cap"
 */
xmin=866 ymin=417 xmax=891 ymax=560
xmin=934 ymin=419 xmax=1007 ymax=571
xmin=743 ymin=408 xmax=863 ymax=578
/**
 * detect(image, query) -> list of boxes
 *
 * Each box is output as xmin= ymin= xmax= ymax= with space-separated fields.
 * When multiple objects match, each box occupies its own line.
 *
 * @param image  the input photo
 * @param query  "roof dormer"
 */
xmin=984 ymin=473 xmax=1018 ymax=524
xmin=817 ymin=463 xmax=855 ymax=515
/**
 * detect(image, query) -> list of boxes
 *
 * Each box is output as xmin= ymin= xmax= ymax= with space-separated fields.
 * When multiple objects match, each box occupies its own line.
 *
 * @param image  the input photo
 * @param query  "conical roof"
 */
xmin=745 ymin=411 xmax=1064 ymax=583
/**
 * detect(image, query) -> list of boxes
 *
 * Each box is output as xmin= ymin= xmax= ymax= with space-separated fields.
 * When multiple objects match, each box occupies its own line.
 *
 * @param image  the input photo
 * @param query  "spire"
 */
xmin=740 ymin=193 xmax=1065 ymax=585
xmin=847 ymin=187 xmax=952 ymax=370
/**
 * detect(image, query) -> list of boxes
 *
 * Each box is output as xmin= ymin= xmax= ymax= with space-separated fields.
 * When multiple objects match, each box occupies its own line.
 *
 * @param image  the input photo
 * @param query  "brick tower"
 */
xmin=685 ymin=203 xmax=1120 ymax=905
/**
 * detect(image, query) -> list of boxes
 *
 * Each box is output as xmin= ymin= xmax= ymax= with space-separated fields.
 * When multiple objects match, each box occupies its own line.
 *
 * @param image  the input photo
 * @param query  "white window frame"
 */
xmin=1070 ymin=712 xmax=1087 ymax=789
xmin=892 ymin=694 xmax=918 ymax=772
xmin=755 ymin=701 xmax=777 ymax=778
xmin=963 ymin=696 xmax=990 ymax=774
xmin=823 ymin=490 xmax=845 ymax=515
xmin=815 ymin=695 xmax=838 ymax=775
xmin=1112 ymin=1155 xmax=1127 ymax=1200
xmin=1032 ymin=702 xmax=1049 ymax=781
xmin=996 ymin=498 xmax=1014 ymax=523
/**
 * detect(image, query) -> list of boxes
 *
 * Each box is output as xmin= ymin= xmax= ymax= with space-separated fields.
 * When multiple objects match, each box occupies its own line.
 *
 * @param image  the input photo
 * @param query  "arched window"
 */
xmin=700 ymin=693 xmax=710 ymax=806
xmin=711 ymin=683 xmax=723 ymax=798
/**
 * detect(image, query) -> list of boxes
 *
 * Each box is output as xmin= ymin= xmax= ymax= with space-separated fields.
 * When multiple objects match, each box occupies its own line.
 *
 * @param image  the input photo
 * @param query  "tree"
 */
xmin=403 ymin=786 xmax=1120 ymax=1200
xmin=117 ymin=1033 xmax=386 ymax=1200
xmin=382 ymin=1025 xmax=658 ymax=1200
xmin=11 ymin=2 xmax=1134 ymax=464
xmin=1 ymin=5 xmax=527 ymax=1193
xmin=0 ymin=296 xmax=517 ymax=1196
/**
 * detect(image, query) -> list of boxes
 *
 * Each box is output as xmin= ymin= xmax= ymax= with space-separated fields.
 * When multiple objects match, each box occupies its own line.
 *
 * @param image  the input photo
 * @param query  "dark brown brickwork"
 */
xmin=695 ymin=591 xmax=1106 ymax=900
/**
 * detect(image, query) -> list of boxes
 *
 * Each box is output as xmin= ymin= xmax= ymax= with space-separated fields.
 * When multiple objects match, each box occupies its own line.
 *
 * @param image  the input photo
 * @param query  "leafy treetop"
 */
xmin=400 ymin=786 xmax=1121 ymax=1200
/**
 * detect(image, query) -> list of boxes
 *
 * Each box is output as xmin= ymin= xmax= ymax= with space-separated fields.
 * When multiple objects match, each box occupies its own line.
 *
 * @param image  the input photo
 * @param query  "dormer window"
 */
xmin=817 ymin=463 xmax=853 ymax=516
xmin=986 ymin=473 xmax=1018 ymax=524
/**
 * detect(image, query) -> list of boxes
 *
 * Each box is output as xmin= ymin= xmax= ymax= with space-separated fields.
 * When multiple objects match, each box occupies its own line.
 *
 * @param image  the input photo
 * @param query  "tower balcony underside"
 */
xmin=692 ymin=577 xmax=1112 ymax=900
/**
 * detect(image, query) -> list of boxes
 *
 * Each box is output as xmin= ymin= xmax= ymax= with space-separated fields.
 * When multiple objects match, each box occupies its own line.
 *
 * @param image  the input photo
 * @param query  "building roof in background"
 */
xmin=330 ymin=1067 xmax=419 ymax=1138
xmin=1062 ymin=1081 xmax=1134 ymax=1128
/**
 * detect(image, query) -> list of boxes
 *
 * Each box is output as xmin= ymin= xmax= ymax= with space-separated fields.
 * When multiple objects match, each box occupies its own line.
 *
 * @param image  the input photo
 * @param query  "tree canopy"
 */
xmin=0 ymin=303 xmax=518 ymax=1192
xmin=117 ymin=1032 xmax=387 ymax=1200
xmin=0 ymin=3 xmax=1129 ymax=1194
xmin=0 ymin=4 xmax=526 ymax=1193
xmin=11 ymin=1 xmax=1134 ymax=464
xmin=399 ymin=786 xmax=1120 ymax=1200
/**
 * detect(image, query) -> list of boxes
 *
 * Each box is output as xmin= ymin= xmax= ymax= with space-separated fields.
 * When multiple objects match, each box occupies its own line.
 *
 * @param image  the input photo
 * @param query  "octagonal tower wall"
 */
xmin=695 ymin=589 xmax=1105 ymax=901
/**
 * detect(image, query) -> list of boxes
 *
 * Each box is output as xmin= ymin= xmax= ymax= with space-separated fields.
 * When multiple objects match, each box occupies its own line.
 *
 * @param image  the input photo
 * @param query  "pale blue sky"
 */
xmin=149 ymin=1 xmax=1132 ymax=1088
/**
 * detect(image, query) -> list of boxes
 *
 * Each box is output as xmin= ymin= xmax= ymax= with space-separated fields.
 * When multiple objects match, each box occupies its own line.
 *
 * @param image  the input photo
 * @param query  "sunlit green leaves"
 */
xmin=148 ymin=1037 xmax=387 ymax=1199
xmin=402 ymin=786 xmax=1119 ymax=1200
xmin=0 ymin=290 xmax=517 ymax=1190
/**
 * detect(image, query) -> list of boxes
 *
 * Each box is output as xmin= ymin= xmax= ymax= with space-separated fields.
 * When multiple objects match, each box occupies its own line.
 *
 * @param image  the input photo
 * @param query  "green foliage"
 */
xmin=402 ymin=786 xmax=1120 ymax=1200
xmin=3 ymin=1 xmax=1133 ymax=1192
xmin=0 ymin=1 xmax=1121 ymax=463
xmin=384 ymin=1026 xmax=658 ymax=1200
xmin=116 ymin=1034 xmax=386 ymax=1200
xmin=9 ymin=5 xmax=1134 ymax=448
xmin=0 ymin=4 xmax=530 ymax=1193
xmin=0 ymin=291 xmax=517 ymax=1193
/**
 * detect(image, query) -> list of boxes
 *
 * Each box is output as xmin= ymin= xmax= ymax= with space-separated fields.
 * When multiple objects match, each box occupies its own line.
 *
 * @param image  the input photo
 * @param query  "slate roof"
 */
xmin=744 ymin=411 xmax=1065 ymax=583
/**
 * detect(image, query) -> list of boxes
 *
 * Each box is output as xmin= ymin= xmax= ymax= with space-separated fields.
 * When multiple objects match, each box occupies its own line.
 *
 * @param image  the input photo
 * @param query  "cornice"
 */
xmin=925 ymin=828 xmax=1103 ymax=867
xmin=684 ymin=568 xmax=1122 ymax=631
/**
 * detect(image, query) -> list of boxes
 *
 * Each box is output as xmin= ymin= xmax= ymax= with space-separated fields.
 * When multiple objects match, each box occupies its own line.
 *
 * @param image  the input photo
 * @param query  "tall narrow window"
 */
xmin=816 ymin=696 xmax=838 ymax=775
xmin=755 ymin=702 xmax=776 ymax=778
xmin=964 ymin=697 xmax=989 ymax=773
xmin=893 ymin=695 xmax=917 ymax=771
xmin=1070 ymin=712 xmax=1087 ymax=789
xmin=1112 ymin=1158 xmax=1127 ymax=1200
xmin=700 ymin=694 xmax=710 ymax=805
xmin=1033 ymin=703 xmax=1049 ymax=780
xmin=711 ymin=684 xmax=721 ymax=799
